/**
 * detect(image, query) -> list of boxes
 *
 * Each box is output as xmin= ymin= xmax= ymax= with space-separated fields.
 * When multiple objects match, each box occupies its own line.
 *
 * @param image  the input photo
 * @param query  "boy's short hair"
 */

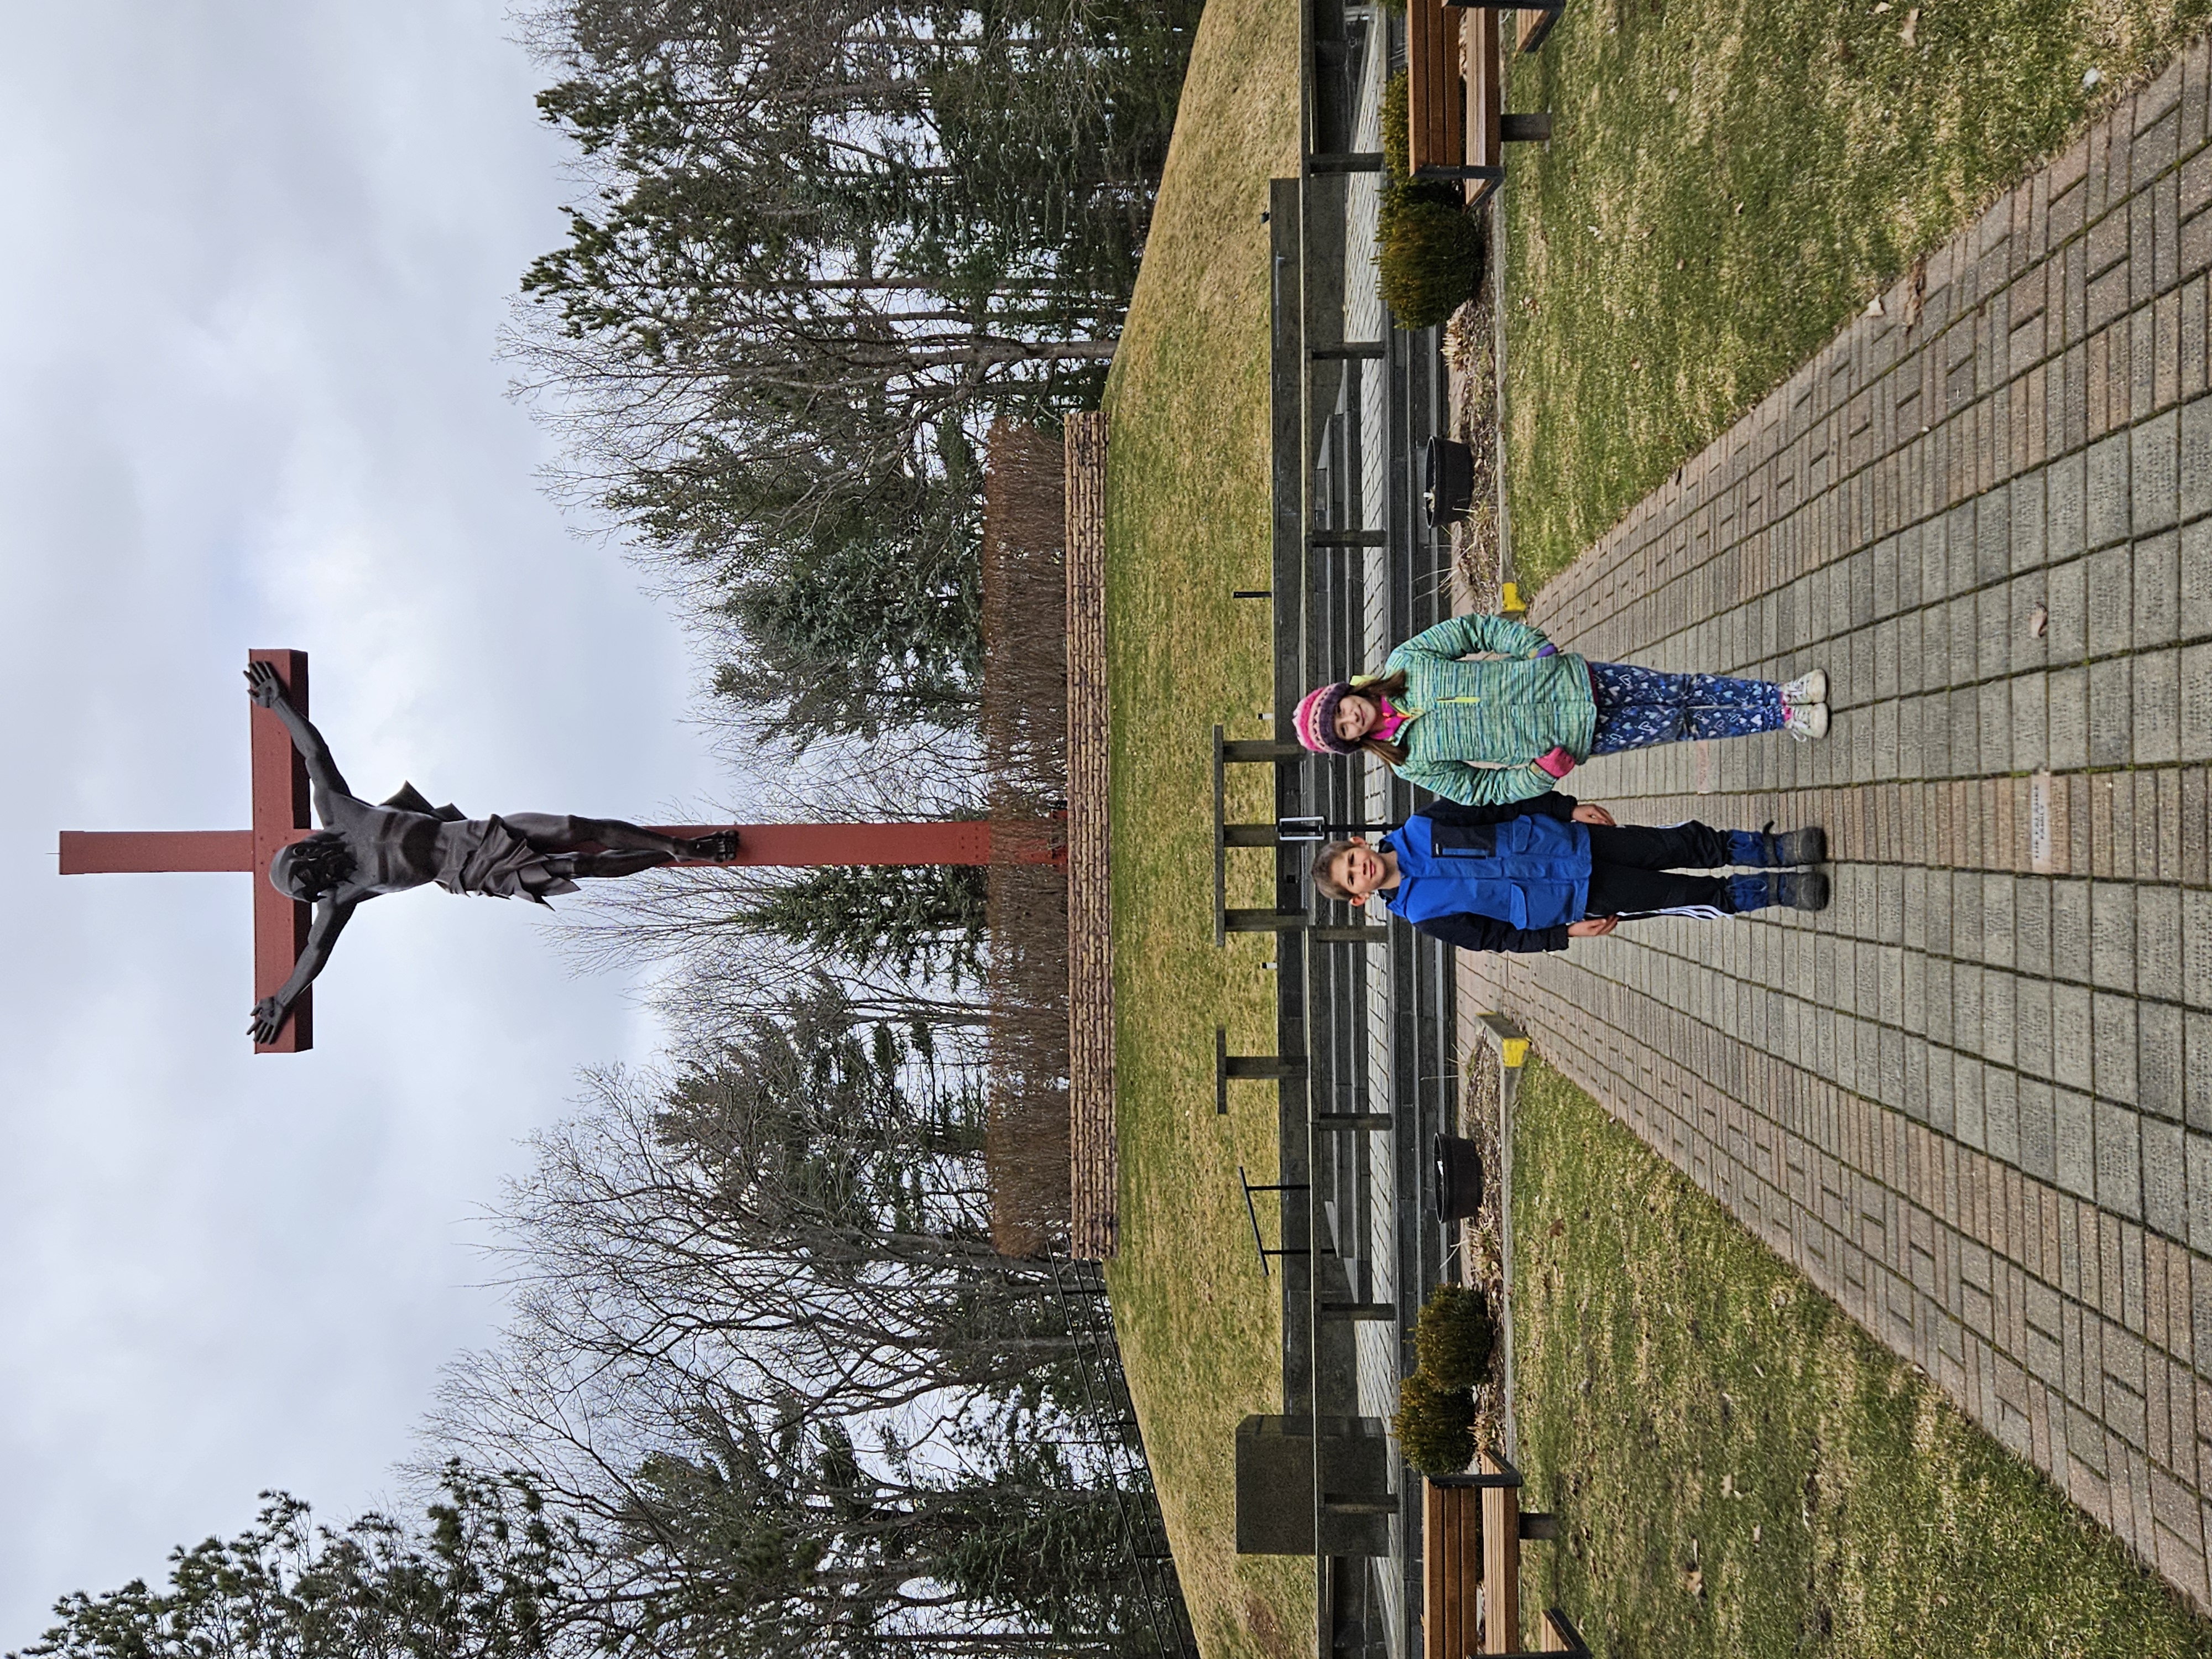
xmin=1310 ymin=839 xmax=1361 ymax=903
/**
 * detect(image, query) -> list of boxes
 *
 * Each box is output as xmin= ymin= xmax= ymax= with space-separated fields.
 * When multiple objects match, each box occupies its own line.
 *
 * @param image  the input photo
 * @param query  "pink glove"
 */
xmin=1533 ymin=747 xmax=1577 ymax=779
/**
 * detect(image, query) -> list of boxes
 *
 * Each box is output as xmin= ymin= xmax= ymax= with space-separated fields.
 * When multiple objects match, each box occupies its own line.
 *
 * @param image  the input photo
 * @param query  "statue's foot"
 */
xmin=684 ymin=831 xmax=742 ymax=863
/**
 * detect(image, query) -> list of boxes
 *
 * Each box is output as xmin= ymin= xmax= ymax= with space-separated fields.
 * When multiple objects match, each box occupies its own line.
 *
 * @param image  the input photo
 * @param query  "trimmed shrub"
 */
xmin=1381 ymin=69 xmax=1410 ymax=183
xmin=1392 ymin=1370 xmax=1477 ymax=1475
xmin=1377 ymin=184 xmax=1485 ymax=329
xmin=1414 ymin=1283 xmax=1495 ymax=1390
xmin=1373 ymin=69 xmax=1485 ymax=326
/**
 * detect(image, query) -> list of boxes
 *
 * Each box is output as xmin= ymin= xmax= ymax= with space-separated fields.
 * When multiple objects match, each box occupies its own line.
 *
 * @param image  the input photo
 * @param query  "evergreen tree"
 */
xmin=15 ymin=1468 xmax=568 ymax=1659
xmin=727 ymin=865 xmax=987 ymax=984
xmin=512 ymin=0 xmax=1199 ymax=766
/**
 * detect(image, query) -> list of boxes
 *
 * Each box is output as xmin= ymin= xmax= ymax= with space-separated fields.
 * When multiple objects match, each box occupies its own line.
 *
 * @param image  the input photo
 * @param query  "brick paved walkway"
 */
xmin=1462 ymin=43 xmax=2212 ymax=1608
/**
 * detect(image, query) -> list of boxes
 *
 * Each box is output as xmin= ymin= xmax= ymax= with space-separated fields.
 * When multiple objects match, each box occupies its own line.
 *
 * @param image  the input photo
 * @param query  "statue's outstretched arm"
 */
xmin=244 ymin=661 xmax=351 ymax=804
xmin=249 ymin=899 xmax=354 ymax=1045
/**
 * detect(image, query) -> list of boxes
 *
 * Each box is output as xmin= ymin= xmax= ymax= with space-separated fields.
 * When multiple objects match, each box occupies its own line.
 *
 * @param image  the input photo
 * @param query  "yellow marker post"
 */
xmin=1477 ymin=1012 xmax=1530 ymax=1068
xmin=1498 ymin=582 xmax=1527 ymax=615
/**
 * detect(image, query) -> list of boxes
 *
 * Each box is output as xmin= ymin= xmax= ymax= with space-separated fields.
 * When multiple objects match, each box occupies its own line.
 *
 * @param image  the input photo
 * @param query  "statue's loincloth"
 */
xmin=434 ymin=815 xmax=580 ymax=905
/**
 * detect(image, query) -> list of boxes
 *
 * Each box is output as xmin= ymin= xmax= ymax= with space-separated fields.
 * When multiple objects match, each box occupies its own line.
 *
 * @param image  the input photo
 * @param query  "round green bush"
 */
xmin=1413 ymin=1283 xmax=1495 ymax=1390
xmin=1391 ymin=1370 xmax=1476 ymax=1475
xmin=1376 ymin=184 xmax=1484 ymax=330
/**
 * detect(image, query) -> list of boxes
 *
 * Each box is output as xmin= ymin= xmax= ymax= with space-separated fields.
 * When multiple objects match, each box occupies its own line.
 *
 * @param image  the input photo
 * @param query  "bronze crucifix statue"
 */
xmin=236 ymin=659 xmax=743 ymax=1045
xmin=59 ymin=651 xmax=1048 ymax=1052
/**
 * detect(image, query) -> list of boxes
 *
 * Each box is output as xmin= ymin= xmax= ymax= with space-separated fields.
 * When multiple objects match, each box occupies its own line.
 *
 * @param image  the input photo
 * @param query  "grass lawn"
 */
xmin=1503 ymin=0 xmax=2212 ymax=588
xmin=1511 ymin=1058 xmax=2212 ymax=1656
xmin=1097 ymin=0 xmax=1310 ymax=1651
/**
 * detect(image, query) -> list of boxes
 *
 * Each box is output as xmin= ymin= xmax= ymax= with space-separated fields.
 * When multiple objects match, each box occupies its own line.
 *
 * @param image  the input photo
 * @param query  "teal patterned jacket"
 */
xmin=1376 ymin=614 xmax=1598 ymax=806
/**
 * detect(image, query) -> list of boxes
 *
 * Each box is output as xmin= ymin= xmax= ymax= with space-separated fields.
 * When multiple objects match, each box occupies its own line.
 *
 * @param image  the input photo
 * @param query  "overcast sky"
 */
xmin=0 ymin=4 xmax=733 ymax=1641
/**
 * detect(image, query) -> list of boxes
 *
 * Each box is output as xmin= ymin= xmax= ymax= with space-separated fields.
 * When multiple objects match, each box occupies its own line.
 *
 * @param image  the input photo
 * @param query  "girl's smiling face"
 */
xmin=1332 ymin=692 xmax=1378 ymax=743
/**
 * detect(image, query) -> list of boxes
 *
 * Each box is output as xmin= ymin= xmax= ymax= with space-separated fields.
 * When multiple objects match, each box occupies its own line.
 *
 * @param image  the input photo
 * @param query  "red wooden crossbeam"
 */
xmin=252 ymin=649 xmax=315 ymax=1051
xmin=59 ymin=650 xmax=1056 ymax=1054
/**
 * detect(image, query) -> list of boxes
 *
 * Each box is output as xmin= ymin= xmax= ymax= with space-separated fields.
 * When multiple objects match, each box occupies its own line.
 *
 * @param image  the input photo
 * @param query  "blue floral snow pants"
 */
xmin=1586 ymin=662 xmax=1786 ymax=754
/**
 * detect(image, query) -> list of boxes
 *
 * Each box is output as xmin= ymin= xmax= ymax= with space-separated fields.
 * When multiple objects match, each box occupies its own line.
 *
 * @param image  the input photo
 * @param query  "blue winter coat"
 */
xmin=1383 ymin=799 xmax=1590 ymax=934
xmin=1380 ymin=794 xmax=1587 ymax=953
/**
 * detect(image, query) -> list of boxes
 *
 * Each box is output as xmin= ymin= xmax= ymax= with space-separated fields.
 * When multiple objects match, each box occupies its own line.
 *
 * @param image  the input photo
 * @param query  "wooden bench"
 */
xmin=1405 ymin=0 xmax=1557 ymax=207
xmin=1423 ymin=1455 xmax=1587 ymax=1656
xmin=1514 ymin=3 xmax=1566 ymax=52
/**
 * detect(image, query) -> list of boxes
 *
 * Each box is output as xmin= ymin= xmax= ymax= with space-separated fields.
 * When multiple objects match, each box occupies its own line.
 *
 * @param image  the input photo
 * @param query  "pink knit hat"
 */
xmin=1294 ymin=681 xmax=1360 ymax=754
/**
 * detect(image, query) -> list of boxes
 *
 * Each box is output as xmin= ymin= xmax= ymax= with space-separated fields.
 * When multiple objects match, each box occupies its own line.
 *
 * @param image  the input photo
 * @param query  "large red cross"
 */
xmin=59 ymin=650 xmax=1041 ymax=1054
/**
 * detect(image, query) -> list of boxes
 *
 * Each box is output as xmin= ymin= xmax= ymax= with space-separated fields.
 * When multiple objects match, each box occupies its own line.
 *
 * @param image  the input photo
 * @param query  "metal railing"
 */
xmin=1042 ymin=1251 xmax=1202 ymax=1659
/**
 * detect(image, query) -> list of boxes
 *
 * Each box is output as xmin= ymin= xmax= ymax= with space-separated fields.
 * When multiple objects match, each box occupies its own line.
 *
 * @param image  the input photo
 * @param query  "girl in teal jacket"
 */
xmin=1292 ymin=613 xmax=1829 ymax=807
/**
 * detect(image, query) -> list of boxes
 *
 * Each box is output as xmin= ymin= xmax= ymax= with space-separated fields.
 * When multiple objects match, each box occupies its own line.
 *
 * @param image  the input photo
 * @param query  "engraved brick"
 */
xmin=2138 ymin=529 xmax=2183 ymax=648
xmin=2022 ymin=1078 xmax=2060 ymax=1181
xmin=1989 ymin=1067 xmax=2022 ymax=1165
xmin=2143 ymin=1001 xmax=2187 ymax=1124
xmin=2089 ymin=656 xmax=2136 ymax=768
xmin=2051 ymin=449 xmax=2089 ymax=556
xmin=2056 ymin=877 xmax=2093 ymax=971
xmin=2143 ymin=886 xmax=2188 ymax=1003
xmin=2018 ymin=977 xmax=2056 ymax=1081
xmin=2097 ymin=992 xmax=2142 ymax=1106
xmin=2189 ymin=1132 xmax=2212 ymax=1247
xmin=2184 ymin=769 xmax=2208 ymax=886
xmin=2187 ymin=277 xmax=2210 ymax=397
xmin=2137 ymin=648 xmax=2183 ymax=764
xmin=2057 ymin=980 xmax=2098 ymax=1095
xmin=2094 ymin=881 xmax=2140 ymax=990
xmin=2059 ymin=1084 xmax=2099 ymax=1195
xmin=2147 ymin=1117 xmax=2189 ymax=1241
xmin=2160 ymin=769 xmax=2185 ymax=883
xmin=2050 ymin=665 xmax=2090 ymax=770
xmin=2182 ymin=398 xmax=2212 ymax=520
xmin=2048 ymin=554 xmax=2089 ymax=661
xmin=2018 ymin=876 xmax=2054 ymax=975
xmin=2185 ymin=889 xmax=2212 ymax=1009
xmin=2087 ymin=541 xmax=2137 ymax=655
xmin=2089 ymin=428 xmax=2134 ymax=545
xmin=2140 ymin=408 xmax=2184 ymax=532
xmin=2181 ymin=644 xmax=2212 ymax=762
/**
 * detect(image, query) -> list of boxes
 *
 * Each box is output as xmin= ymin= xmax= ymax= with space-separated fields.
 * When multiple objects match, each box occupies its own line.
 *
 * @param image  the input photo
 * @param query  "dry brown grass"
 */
xmin=1097 ymin=0 xmax=1314 ymax=1647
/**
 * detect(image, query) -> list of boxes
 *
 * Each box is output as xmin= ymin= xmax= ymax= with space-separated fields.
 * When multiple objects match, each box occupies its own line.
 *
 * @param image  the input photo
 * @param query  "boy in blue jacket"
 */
xmin=1310 ymin=792 xmax=1828 ymax=953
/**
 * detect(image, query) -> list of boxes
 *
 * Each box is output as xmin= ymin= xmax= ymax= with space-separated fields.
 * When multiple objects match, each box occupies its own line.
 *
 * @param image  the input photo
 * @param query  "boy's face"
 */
xmin=1328 ymin=837 xmax=1390 ymax=905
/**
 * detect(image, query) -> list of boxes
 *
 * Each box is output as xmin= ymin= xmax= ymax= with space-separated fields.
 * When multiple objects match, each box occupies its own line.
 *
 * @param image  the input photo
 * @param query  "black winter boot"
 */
xmin=1727 ymin=870 xmax=1830 ymax=912
xmin=1726 ymin=821 xmax=1828 ymax=867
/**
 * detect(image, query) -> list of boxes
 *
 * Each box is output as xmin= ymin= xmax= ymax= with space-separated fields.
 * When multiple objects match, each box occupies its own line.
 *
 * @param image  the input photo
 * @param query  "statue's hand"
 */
xmin=683 ymin=831 xmax=742 ymax=863
xmin=244 ymin=661 xmax=283 ymax=708
xmin=249 ymin=996 xmax=288 ymax=1045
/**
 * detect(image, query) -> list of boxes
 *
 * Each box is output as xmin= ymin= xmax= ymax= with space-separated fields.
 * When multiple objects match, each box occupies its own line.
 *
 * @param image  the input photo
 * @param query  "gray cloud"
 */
xmin=0 ymin=2 xmax=728 ymax=1639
